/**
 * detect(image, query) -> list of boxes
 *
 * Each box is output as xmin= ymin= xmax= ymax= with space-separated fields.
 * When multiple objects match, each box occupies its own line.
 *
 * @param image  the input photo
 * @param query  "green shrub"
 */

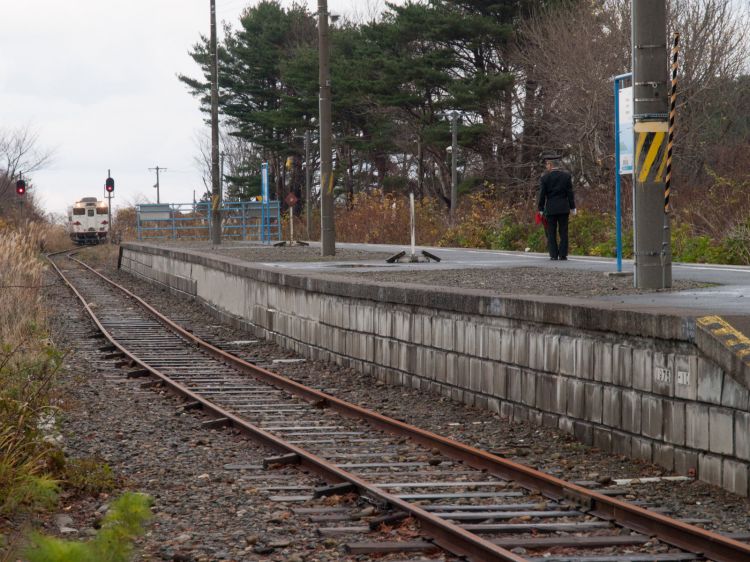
xmin=490 ymin=216 xmax=535 ymax=251
xmin=24 ymin=492 xmax=152 ymax=562
xmin=63 ymin=458 xmax=117 ymax=496
xmin=0 ymin=343 xmax=63 ymax=515
xmin=568 ymin=210 xmax=613 ymax=256
xmin=722 ymin=218 xmax=750 ymax=265
xmin=671 ymin=223 xmax=735 ymax=264
xmin=526 ymin=226 xmax=547 ymax=252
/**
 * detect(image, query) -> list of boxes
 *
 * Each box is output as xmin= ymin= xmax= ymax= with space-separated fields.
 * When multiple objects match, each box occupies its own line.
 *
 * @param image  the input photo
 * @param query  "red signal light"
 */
xmin=105 ymin=177 xmax=115 ymax=193
xmin=16 ymin=179 xmax=26 ymax=195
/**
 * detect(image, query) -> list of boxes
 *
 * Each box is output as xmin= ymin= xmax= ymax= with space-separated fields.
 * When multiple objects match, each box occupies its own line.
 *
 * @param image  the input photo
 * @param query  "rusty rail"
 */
xmin=49 ymin=252 xmax=750 ymax=562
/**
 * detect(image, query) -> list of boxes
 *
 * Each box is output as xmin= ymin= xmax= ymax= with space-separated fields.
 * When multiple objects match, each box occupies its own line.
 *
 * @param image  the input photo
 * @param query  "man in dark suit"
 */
xmin=537 ymin=154 xmax=576 ymax=260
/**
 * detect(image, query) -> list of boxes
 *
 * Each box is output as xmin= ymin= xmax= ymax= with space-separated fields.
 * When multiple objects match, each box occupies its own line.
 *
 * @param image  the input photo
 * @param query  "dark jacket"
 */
xmin=538 ymin=169 xmax=575 ymax=216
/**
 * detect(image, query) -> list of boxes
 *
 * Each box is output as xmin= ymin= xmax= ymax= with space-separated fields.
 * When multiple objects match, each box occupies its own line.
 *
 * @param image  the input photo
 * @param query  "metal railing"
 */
xmin=136 ymin=201 xmax=281 ymax=242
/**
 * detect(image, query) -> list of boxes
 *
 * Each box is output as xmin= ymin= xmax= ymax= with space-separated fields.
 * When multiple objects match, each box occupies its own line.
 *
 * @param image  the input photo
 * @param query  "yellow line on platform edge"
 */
xmin=697 ymin=315 xmax=750 ymax=360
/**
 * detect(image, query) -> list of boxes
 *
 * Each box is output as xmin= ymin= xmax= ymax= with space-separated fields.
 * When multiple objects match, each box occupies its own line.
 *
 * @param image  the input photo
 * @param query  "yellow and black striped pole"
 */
xmin=665 ymin=32 xmax=680 ymax=214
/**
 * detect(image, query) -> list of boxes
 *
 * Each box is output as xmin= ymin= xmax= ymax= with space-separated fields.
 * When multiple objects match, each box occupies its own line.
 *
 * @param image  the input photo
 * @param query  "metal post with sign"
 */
xmin=286 ymin=192 xmax=298 ymax=243
xmin=613 ymin=73 xmax=633 ymax=273
xmin=274 ymin=191 xmax=308 ymax=247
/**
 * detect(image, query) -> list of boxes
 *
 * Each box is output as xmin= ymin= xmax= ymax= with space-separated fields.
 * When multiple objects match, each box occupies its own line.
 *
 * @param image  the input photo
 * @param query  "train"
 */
xmin=67 ymin=197 xmax=109 ymax=245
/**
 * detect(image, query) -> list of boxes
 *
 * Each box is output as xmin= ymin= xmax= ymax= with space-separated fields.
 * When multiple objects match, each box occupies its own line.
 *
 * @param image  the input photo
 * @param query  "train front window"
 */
xmin=96 ymin=207 xmax=108 ymax=215
xmin=73 ymin=208 xmax=85 ymax=216
xmin=87 ymin=209 xmax=94 ymax=217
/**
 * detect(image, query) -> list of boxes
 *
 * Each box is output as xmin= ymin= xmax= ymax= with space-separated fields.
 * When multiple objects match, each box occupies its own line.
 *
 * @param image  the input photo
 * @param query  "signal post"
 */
xmin=105 ymin=171 xmax=115 ymax=243
xmin=15 ymin=177 xmax=26 ymax=197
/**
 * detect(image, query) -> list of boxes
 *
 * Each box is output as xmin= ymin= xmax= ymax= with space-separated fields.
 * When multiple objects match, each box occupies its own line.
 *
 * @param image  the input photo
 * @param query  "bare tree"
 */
xmin=193 ymin=129 xmax=263 ymax=201
xmin=0 ymin=126 xmax=53 ymax=190
xmin=350 ymin=0 xmax=388 ymax=24
xmin=668 ymin=0 xmax=750 ymax=181
xmin=513 ymin=0 xmax=750 ymax=197
xmin=0 ymin=126 xmax=53 ymax=221
xmin=514 ymin=1 xmax=630 ymax=191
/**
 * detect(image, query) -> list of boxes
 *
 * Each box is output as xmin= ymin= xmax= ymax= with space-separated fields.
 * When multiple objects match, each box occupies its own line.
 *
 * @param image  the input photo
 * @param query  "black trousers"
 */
xmin=546 ymin=213 xmax=569 ymax=259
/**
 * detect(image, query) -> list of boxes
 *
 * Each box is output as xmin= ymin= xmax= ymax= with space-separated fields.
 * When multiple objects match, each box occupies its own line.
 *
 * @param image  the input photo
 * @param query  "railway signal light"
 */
xmin=15 ymin=179 xmax=26 ymax=196
xmin=105 ymin=177 xmax=115 ymax=193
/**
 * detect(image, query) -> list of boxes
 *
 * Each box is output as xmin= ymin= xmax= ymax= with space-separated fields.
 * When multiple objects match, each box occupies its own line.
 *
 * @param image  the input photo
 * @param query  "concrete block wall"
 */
xmin=120 ymin=245 xmax=750 ymax=496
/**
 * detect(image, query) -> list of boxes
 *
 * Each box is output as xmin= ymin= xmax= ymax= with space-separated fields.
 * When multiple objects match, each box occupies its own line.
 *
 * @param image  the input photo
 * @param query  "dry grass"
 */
xmin=0 ymin=223 xmax=47 ymax=343
xmin=77 ymin=244 xmax=120 ymax=270
xmin=40 ymin=225 xmax=73 ymax=254
xmin=0 ymin=222 xmax=62 ymax=517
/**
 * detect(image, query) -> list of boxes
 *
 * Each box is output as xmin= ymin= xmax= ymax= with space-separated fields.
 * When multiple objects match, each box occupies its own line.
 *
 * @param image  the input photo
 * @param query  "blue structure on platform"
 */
xmin=136 ymin=201 xmax=281 ymax=242
xmin=613 ymin=72 xmax=633 ymax=273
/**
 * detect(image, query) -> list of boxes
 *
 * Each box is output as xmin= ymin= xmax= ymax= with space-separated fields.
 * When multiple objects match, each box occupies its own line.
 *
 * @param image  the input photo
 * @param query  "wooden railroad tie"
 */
xmin=126 ymin=369 xmax=151 ymax=379
xmin=313 ymin=482 xmax=356 ymax=498
xmin=263 ymin=453 xmax=301 ymax=469
xmin=201 ymin=417 xmax=230 ymax=430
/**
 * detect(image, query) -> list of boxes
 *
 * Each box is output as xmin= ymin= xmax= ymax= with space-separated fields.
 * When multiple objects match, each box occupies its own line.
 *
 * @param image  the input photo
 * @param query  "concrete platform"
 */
xmin=265 ymin=242 xmax=750 ymax=317
xmin=118 ymin=241 xmax=750 ymax=496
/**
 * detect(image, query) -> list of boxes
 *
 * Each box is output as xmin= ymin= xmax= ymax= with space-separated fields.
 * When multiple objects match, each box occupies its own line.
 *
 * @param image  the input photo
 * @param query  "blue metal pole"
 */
xmin=614 ymin=77 xmax=623 ymax=273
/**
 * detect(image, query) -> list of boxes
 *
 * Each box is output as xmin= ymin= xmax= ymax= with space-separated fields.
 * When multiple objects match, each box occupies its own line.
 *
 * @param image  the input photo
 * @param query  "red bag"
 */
xmin=535 ymin=211 xmax=548 ymax=227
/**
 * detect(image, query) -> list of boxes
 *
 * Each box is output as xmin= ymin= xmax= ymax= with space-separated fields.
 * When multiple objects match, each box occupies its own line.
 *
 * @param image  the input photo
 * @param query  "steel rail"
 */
xmin=49 ymin=254 xmax=526 ymax=562
xmin=52 ymin=253 xmax=750 ymax=562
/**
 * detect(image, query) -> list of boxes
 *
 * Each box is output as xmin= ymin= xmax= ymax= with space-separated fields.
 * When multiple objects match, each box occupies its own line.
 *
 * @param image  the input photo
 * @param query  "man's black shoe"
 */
xmin=560 ymin=257 xmax=568 ymax=261
xmin=550 ymin=257 xmax=558 ymax=260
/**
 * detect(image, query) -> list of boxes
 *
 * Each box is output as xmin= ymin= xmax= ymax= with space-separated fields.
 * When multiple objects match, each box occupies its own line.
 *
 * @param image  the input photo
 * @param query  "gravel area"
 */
xmin=334 ymin=267 xmax=708 ymax=297
xmin=138 ymin=241 xmax=392 ymax=263
xmin=31 ymin=266 xmax=450 ymax=562
xmin=70 ymin=248 xmax=749 ymax=536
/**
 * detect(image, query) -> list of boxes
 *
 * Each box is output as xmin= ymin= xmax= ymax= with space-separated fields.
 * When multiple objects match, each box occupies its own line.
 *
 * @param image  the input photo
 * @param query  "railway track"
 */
xmin=49 ymin=251 xmax=750 ymax=562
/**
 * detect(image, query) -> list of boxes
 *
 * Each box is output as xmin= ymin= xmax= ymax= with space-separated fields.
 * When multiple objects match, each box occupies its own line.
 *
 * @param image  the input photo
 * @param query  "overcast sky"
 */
xmin=0 ymin=0 xmax=399 ymax=216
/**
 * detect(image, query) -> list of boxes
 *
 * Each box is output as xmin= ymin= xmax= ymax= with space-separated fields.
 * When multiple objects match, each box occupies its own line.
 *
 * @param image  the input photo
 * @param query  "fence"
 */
xmin=136 ymin=201 xmax=281 ymax=242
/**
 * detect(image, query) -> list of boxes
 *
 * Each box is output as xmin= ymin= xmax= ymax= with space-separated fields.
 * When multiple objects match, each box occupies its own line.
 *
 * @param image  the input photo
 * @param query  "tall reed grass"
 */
xmin=0 ymin=223 xmax=61 ymax=515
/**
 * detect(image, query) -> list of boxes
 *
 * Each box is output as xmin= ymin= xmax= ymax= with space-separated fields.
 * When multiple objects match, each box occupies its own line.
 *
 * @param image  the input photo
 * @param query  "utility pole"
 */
xmin=450 ymin=112 xmax=459 ymax=223
xmin=149 ymin=166 xmax=166 ymax=204
xmin=318 ymin=0 xmax=335 ymax=256
xmin=304 ymin=130 xmax=312 ymax=240
xmin=209 ymin=0 xmax=222 ymax=245
xmin=632 ymin=0 xmax=671 ymax=288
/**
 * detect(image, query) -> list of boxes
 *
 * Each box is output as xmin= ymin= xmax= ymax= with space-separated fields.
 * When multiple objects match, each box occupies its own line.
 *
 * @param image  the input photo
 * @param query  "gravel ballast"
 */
xmin=37 ymin=265 xmax=454 ymax=562
xmin=138 ymin=241 xmax=392 ymax=263
xmin=334 ymin=267 xmax=708 ymax=297
xmin=18 ymin=248 xmax=745 ymax=562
